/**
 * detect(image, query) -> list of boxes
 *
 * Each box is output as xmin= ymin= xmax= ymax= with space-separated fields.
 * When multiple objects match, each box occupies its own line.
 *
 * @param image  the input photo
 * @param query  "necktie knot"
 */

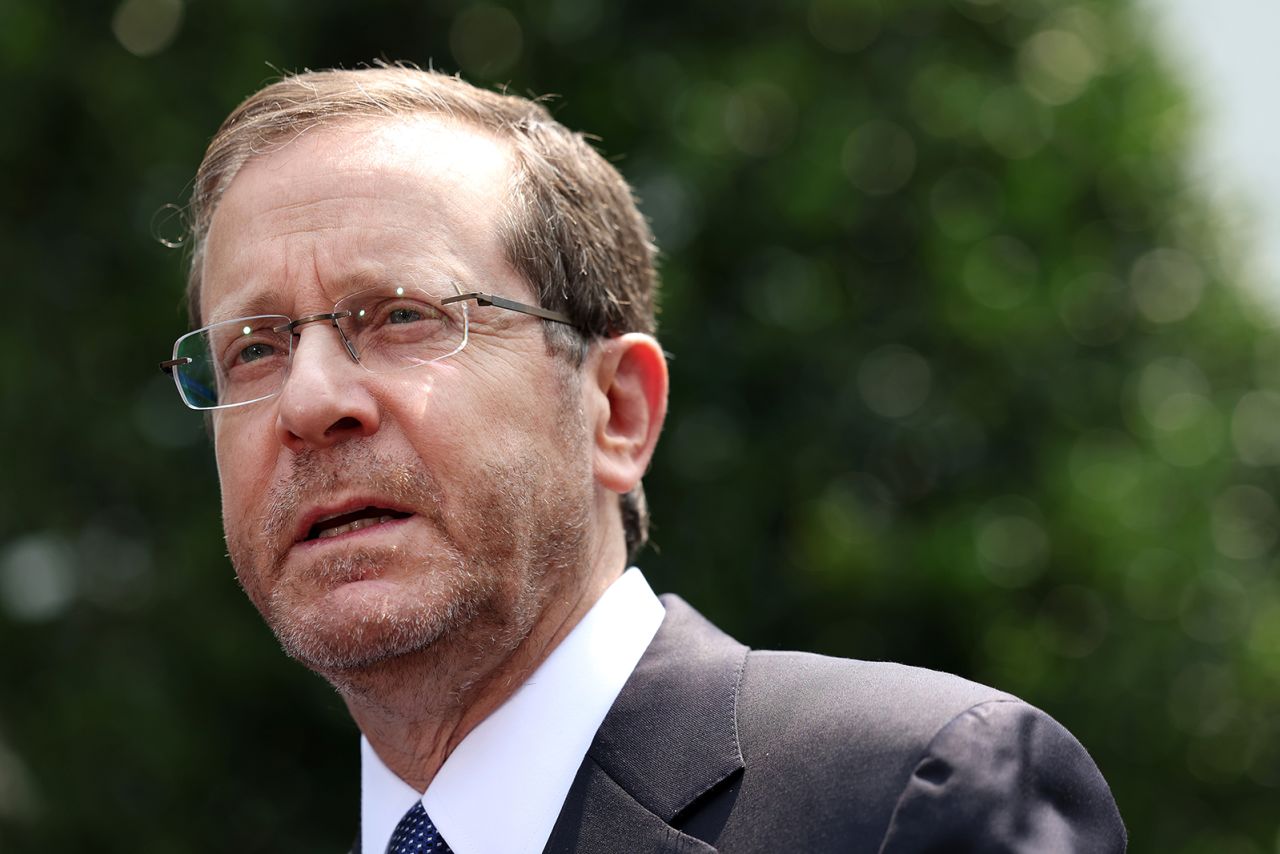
xmin=385 ymin=800 xmax=453 ymax=854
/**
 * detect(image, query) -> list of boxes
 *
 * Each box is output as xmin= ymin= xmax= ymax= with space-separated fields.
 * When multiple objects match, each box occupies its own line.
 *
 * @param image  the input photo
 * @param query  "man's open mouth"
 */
xmin=305 ymin=507 xmax=412 ymax=541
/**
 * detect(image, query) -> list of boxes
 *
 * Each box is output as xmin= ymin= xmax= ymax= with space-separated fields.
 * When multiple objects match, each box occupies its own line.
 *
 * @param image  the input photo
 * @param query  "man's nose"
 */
xmin=274 ymin=323 xmax=380 ymax=452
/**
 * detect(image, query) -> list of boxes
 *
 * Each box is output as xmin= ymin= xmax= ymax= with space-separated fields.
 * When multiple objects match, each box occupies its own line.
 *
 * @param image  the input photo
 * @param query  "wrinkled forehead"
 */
xmin=199 ymin=117 xmax=518 ymax=322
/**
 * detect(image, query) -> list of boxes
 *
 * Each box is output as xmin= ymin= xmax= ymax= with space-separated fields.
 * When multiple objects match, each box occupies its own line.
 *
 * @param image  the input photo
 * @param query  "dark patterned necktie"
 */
xmin=385 ymin=801 xmax=454 ymax=854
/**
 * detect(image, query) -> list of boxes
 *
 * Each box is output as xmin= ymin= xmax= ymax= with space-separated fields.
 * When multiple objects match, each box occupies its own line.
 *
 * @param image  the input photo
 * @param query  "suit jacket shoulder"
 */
xmin=546 ymin=595 xmax=1125 ymax=854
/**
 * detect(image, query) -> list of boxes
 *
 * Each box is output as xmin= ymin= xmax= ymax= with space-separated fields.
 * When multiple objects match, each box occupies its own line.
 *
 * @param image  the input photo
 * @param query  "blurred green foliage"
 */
xmin=2 ymin=0 xmax=1278 ymax=851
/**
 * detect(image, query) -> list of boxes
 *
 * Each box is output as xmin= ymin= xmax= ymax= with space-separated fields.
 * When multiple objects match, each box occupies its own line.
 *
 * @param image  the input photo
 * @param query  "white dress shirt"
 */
xmin=360 ymin=568 xmax=666 ymax=854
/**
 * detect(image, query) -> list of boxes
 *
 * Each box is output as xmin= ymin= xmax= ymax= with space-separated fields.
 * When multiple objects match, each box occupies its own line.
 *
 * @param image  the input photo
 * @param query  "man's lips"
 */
xmin=294 ymin=502 xmax=414 ymax=544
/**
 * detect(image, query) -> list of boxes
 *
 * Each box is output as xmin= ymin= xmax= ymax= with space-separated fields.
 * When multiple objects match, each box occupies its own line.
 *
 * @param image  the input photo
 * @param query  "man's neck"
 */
xmin=336 ymin=558 xmax=621 ymax=791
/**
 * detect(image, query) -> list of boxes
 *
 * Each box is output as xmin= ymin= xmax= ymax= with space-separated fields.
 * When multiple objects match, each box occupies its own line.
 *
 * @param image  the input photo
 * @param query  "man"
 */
xmin=161 ymin=66 xmax=1125 ymax=853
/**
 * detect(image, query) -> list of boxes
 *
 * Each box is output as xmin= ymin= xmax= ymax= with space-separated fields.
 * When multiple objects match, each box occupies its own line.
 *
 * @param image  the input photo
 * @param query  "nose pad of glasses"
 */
xmin=328 ymin=321 xmax=361 ymax=363
xmin=342 ymin=337 xmax=360 ymax=363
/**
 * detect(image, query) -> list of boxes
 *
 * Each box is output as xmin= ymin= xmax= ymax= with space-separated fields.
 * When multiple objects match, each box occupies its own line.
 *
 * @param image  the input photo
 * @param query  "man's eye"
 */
xmin=238 ymin=342 xmax=276 ymax=363
xmin=388 ymin=307 xmax=423 ymax=324
xmin=386 ymin=304 xmax=442 ymax=324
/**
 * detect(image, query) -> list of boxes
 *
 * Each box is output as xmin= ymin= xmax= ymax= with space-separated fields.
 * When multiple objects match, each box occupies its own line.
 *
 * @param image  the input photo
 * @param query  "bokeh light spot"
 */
xmin=857 ymin=344 xmax=932 ymax=418
xmin=0 ymin=731 xmax=38 ymax=820
xmin=450 ymin=4 xmax=524 ymax=78
xmin=909 ymin=64 xmax=983 ymax=138
xmin=962 ymin=235 xmax=1038 ymax=310
xmin=76 ymin=523 xmax=155 ymax=613
xmin=0 ymin=533 xmax=76 ymax=622
xmin=1244 ymin=726 xmax=1280 ymax=788
xmin=1251 ymin=336 xmax=1280 ymax=390
xmin=979 ymin=86 xmax=1053 ymax=159
xmin=1018 ymin=28 xmax=1101 ymax=105
xmin=1211 ymin=485 xmax=1279 ymax=561
xmin=843 ymin=119 xmax=917 ymax=195
xmin=975 ymin=496 xmax=1048 ymax=588
xmin=1131 ymin=247 xmax=1205 ymax=324
xmin=724 ymin=83 xmax=797 ymax=156
xmin=1231 ymin=391 xmax=1280 ymax=466
xmin=1137 ymin=357 xmax=1210 ymax=427
xmin=670 ymin=82 xmax=731 ymax=155
xmin=1187 ymin=727 xmax=1257 ymax=787
xmin=111 ymin=0 xmax=183 ymax=58
xmin=1055 ymin=272 xmax=1129 ymax=345
xmin=929 ymin=167 xmax=1003 ymax=242
xmin=1246 ymin=600 xmax=1280 ymax=681
xmin=798 ymin=474 xmax=894 ymax=580
xmin=1153 ymin=394 xmax=1208 ymax=434
xmin=1068 ymin=430 xmax=1141 ymax=503
xmin=1151 ymin=392 xmax=1224 ymax=468
xmin=542 ymin=0 xmax=603 ymax=45
xmin=744 ymin=248 xmax=837 ymax=332
xmin=634 ymin=166 xmax=703 ymax=252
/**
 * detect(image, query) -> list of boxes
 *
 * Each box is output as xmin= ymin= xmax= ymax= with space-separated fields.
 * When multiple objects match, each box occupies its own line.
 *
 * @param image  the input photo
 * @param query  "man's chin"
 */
xmin=266 ymin=583 xmax=455 ymax=674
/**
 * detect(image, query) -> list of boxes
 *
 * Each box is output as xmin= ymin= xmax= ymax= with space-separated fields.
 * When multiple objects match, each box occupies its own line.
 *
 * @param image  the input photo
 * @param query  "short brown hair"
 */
xmin=186 ymin=64 xmax=659 ymax=560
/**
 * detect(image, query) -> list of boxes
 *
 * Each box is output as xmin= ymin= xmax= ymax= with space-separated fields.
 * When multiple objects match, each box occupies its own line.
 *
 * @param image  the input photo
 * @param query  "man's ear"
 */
xmin=586 ymin=333 xmax=669 ymax=494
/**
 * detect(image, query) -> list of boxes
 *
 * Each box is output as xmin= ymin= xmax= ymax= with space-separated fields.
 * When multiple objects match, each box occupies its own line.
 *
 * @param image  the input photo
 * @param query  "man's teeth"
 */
xmin=316 ymin=515 xmax=399 ymax=539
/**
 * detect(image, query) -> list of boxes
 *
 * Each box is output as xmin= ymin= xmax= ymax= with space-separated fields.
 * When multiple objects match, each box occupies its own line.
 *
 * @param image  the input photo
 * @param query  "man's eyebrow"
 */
xmin=207 ymin=271 xmax=390 ymax=322
xmin=207 ymin=292 xmax=287 ymax=324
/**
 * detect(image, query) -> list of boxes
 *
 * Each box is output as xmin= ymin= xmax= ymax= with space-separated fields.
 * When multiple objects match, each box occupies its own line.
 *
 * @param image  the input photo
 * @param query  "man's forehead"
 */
xmin=215 ymin=116 xmax=515 ymax=217
xmin=199 ymin=116 xmax=517 ymax=320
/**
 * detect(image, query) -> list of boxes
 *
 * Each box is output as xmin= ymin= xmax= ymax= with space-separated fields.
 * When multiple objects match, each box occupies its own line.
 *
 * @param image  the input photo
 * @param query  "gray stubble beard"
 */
xmin=227 ymin=432 xmax=593 ymax=706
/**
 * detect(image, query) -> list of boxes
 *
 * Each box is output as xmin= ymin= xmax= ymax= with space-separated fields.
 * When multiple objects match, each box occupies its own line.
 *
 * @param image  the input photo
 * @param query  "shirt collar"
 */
xmin=360 ymin=567 xmax=665 ymax=854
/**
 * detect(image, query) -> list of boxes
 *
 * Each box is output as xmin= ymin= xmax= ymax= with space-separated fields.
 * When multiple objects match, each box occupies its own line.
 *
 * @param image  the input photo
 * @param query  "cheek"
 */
xmin=462 ymin=364 xmax=568 ymax=434
xmin=213 ymin=417 xmax=277 ymax=539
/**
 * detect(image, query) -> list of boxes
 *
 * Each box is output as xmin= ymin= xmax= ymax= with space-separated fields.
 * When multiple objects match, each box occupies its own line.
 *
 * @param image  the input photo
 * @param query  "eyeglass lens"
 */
xmin=170 ymin=287 xmax=468 ymax=410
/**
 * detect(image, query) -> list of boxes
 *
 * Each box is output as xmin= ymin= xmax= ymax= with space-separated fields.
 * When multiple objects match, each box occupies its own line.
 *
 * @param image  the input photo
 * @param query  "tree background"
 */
xmin=2 ymin=0 xmax=1278 ymax=851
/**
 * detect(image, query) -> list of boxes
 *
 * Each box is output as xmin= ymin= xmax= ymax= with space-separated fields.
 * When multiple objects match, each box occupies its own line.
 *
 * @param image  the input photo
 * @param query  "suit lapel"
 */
xmin=544 ymin=595 xmax=749 ymax=853
xmin=544 ymin=758 xmax=717 ymax=854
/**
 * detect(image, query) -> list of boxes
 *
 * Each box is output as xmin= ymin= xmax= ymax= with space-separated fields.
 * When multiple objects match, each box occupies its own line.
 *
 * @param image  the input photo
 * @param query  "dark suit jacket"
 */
xmin=358 ymin=595 xmax=1126 ymax=853
xmin=543 ymin=595 xmax=1125 ymax=853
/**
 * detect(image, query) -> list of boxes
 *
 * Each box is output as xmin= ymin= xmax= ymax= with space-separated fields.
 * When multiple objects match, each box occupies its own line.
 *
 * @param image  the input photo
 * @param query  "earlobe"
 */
xmin=591 ymin=334 xmax=669 ymax=494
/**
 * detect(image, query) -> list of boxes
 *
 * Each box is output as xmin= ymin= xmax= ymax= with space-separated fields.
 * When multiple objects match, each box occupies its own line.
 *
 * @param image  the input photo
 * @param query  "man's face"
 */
xmin=201 ymin=118 xmax=594 ymax=678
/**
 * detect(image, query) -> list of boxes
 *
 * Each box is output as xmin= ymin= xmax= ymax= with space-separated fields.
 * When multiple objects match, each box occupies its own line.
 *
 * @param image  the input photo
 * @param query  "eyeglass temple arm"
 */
xmin=442 ymin=292 xmax=573 ymax=325
xmin=159 ymin=357 xmax=191 ymax=375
